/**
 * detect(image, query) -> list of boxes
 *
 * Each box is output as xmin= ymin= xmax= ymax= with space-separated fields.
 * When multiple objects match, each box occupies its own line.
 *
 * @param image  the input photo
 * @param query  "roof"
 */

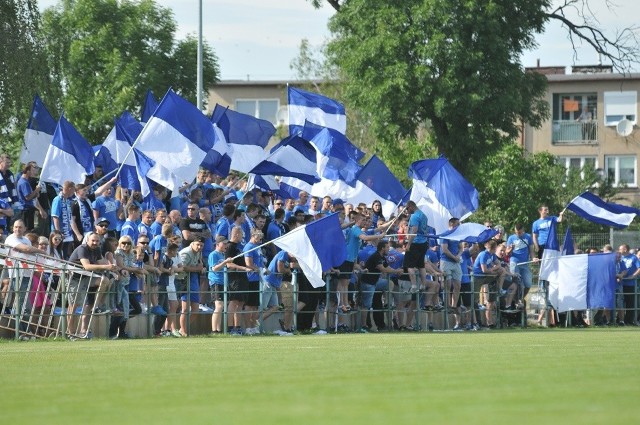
xmin=545 ymin=72 xmax=640 ymax=83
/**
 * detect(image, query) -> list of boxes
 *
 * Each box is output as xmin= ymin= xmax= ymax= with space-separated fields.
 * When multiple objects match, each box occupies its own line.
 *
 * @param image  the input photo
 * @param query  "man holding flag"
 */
xmin=532 ymin=204 xmax=563 ymax=259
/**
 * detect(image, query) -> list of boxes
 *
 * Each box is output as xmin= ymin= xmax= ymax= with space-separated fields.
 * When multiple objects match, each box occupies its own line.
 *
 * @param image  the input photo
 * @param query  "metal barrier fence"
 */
xmin=1 ymin=245 xmax=638 ymax=339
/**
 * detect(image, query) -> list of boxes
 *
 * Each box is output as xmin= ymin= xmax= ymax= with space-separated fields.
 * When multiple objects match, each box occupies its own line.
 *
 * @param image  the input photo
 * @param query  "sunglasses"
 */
xmin=53 ymin=238 xmax=62 ymax=242
xmin=187 ymin=207 xmax=197 ymax=210
xmin=120 ymin=241 xmax=132 ymax=246
xmin=138 ymin=241 xmax=149 ymax=245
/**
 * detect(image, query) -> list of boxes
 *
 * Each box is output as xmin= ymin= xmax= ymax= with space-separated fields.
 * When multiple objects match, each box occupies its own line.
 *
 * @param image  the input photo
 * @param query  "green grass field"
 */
xmin=1 ymin=329 xmax=638 ymax=424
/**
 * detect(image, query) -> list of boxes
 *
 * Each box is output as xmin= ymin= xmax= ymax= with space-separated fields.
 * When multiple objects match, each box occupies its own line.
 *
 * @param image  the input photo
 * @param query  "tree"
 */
xmin=40 ymin=0 xmax=220 ymax=143
xmin=0 ymin=0 xmax=49 ymax=158
xmin=309 ymin=0 xmax=639 ymax=174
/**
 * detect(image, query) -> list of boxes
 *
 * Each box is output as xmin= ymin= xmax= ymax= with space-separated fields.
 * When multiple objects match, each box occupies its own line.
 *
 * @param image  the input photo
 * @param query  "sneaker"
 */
xmin=149 ymin=305 xmax=167 ymax=315
xmin=161 ymin=330 xmax=172 ymax=337
xmin=356 ymin=327 xmax=368 ymax=333
xmin=476 ymin=303 xmax=487 ymax=311
xmin=421 ymin=305 xmax=434 ymax=312
xmin=93 ymin=306 xmax=110 ymax=315
xmin=244 ymin=327 xmax=258 ymax=335
xmin=409 ymin=285 xmax=418 ymax=293
xmin=458 ymin=305 xmax=469 ymax=313
xmin=313 ymin=329 xmax=328 ymax=335
xmin=433 ymin=304 xmax=445 ymax=312
xmin=172 ymin=330 xmax=182 ymax=338
xmin=273 ymin=330 xmax=293 ymax=336
xmin=198 ymin=304 xmax=213 ymax=312
xmin=427 ymin=323 xmax=434 ymax=332
xmin=452 ymin=324 xmax=462 ymax=331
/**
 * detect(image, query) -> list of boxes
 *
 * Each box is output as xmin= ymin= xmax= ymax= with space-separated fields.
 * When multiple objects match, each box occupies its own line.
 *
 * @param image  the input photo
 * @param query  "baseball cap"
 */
xmin=96 ymin=217 xmax=110 ymax=226
xmin=215 ymin=235 xmax=229 ymax=244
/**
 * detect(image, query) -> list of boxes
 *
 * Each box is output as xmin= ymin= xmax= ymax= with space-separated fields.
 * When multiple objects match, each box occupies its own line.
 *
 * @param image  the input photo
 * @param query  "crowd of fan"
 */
xmin=0 ymin=156 xmax=638 ymax=339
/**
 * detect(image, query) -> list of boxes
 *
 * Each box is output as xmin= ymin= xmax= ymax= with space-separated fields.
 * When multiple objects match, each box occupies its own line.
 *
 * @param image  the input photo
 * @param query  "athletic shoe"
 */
xmin=244 ymin=327 xmax=259 ymax=335
xmin=427 ymin=323 xmax=434 ymax=332
xmin=356 ymin=327 xmax=368 ymax=333
xmin=93 ymin=306 xmax=110 ymax=315
xmin=172 ymin=330 xmax=182 ymax=338
xmin=409 ymin=285 xmax=418 ymax=294
xmin=198 ymin=304 xmax=213 ymax=312
xmin=476 ymin=303 xmax=487 ymax=311
xmin=313 ymin=329 xmax=328 ymax=335
xmin=433 ymin=304 xmax=445 ymax=312
xmin=452 ymin=324 xmax=462 ymax=331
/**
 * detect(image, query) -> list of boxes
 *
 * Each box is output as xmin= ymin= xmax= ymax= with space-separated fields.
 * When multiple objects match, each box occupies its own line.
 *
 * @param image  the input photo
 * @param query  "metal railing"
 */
xmin=552 ymin=120 xmax=598 ymax=144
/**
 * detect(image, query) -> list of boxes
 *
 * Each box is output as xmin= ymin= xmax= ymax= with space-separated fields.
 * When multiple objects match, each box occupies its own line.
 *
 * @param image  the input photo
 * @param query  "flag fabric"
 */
xmin=538 ymin=219 xmax=560 ymax=281
xmin=301 ymin=120 xmax=364 ymax=161
xmin=93 ymin=144 xmax=118 ymax=175
xmin=436 ymin=223 xmax=498 ymax=243
xmin=278 ymin=176 xmax=312 ymax=200
xmin=40 ymin=115 xmax=95 ymax=185
xmin=408 ymin=156 xmax=479 ymax=234
xmin=273 ymin=213 xmax=346 ymax=288
xmin=134 ymin=89 xmax=216 ymax=189
xmin=199 ymin=123 xmax=232 ymax=177
xmin=246 ymin=174 xmax=290 ymax=200
xmin=340 ymin=155 xmax=406 ymax=218
xmin=141 ymin=89 xmax=159 ymax=123
xmin=307 ymin=126 xmax=362 ymax=183
xmin=21 ymin=95 xmax=57 ymax=167
xmin=288 ymin=86 xmax=346 ymax=136
xmin=561 ymin=226 xmax=575 ymax=255
xmin=250 ymin=135 xmax=320 ymax=185
xmin=546 ymin=253 xmax=616 ymax=312
xmin=566 ymin=191 xmax=640 ymax=229
xmin=132 ymin=149 xmax=156 ymax=197
xmin=210 ymin=104 xmax=275 ymax=173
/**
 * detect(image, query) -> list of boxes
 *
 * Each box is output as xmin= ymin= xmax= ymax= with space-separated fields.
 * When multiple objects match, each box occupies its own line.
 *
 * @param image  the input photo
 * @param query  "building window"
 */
xmin=605 ymin=155 xmax=636 ymax=187
xmin=603 ymin=91 xmax=637 ymax=126
xmin=558 ymin=156 xmax=597 ymax=180
xmin=552 ymin=93 xmax=598 ymax=143
xmin=235 ymin=99 xmax=279 ymax=124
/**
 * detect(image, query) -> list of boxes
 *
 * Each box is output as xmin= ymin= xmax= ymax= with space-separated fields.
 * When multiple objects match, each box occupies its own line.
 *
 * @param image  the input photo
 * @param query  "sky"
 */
xmin=38 ymin=0 xmax=640 ymax=81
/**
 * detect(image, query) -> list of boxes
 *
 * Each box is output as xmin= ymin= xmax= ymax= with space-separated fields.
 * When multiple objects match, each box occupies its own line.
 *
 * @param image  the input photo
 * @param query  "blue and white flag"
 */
xmin=211 ymin=104 xmax=275 ymax=173
xmin=133 ymin=149 xmax=156 ymax=197
xmin=40 ymin=115 xmax=95 ymax=185
xmin=273 ymin=213 xmax=347 ymax=288
xmin=21 ymin=95 xmax=57 ymax=167
xmin=566 ymin=191 xmax=640 ymax=229
xmin=288 ymin=86 xmax=346 ymax=136
xmin=93 ymin=144 xmax=118 ymax=175
xmin=141 ymin=89 xmax=159 ymax=124
xmin=561 ymin=226 xmax=575 ymax=255
xmin=408 ymin=156 xmax=479 ymax=234
xmin=279 ymin=176 xmax=312 ymax=200
xmin=307 ymin=126 xmax=362 ymax=183
xmin=200 ymin=123 xmax=232 ymax=177
xmin=111 ymin=117 xmax=146 ymax=192
xmin=246 ymin=174 xmax=290 ymax=200
xmin=340 ymin=155 xmax=406 ymax=218
xmin=436 ymin=223 xmax=498 ymax=243
xmin=250 ymin=134 xmax=320 ymax=185
xmin=539 ymin=218 xmax=561 ymax=280
xmin=546 ymin=253 xmax=616 ymax=312
xmin=301 ymin=120 xmax=364 ymax=161
xmin=134 ymin=89 xmax=216 ymax=190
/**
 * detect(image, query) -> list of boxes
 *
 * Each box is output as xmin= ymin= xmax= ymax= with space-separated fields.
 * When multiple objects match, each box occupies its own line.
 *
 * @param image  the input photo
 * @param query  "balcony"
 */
xmin=552 ymin=120 xmax=598 ymax=145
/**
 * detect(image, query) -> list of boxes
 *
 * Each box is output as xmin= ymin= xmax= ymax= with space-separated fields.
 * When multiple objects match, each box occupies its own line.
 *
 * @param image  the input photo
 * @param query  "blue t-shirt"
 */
xmin=532 ymin=216 xmax=558 ymax=246
xmin=149 ymin=235 xmax=167 ymax=261
xmin=358 ymin=244 xmax=376 ymax=265
xmin=386 ymin=248 xmax=404 ymax=278
xmin=506 ymin=233 xmax=534 ymax=263
xmin=51 ymin=194 xmax=74 ymax=241
xmin=346 ymin=226 xmax=362 ymax=262
xmin=243 ymin=242 xmax=265 ymax=282
xmin=207 ymin=249 xmax=227 ymax=286
xmin=142 ymin=195 xmax=165 ymax=214
xmin=120 ymin=219 xmax=139 ymax=245
xmin=425 ymin=249 xmax=439 ymax=265
xmin=460 ymin=249 xmax=472 ymax=284
xmin=17 ymin=177 xmax=34 ymax=209
xmin=215 ymin=217 xmax=231 ymax=239
xmin=92 ymin=195 xmax=120 ymax=231
xmin=473 ymin=250 xmax=496 ymax=276
xmin=0 ymin=198 xmax=10 ymax=230
xmin=439 ymin=238 xmax=460 ymax=263
xmin=409 ymin=209 xmax=429 ymax=244
xmin=264 ymin=250 xmax=289 ymax=289
xmin=620 ymin=254 xmax=640 ymax=286
xmin=149 ymin=221 xmax=163 ymax=239
xmin=138 ymin=222 xmax=153 ymax=239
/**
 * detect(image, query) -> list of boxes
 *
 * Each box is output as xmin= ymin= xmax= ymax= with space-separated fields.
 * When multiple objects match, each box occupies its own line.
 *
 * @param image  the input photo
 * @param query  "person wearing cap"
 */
xmin=82 ymin=217 xmax=110 ymax=245
xmin=177 ymin=235 xmax=205 ymax=336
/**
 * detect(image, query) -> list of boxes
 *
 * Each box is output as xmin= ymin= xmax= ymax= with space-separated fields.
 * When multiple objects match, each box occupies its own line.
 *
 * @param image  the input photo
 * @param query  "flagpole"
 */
xmin=90 ymin=168 xmax=118 ymax=190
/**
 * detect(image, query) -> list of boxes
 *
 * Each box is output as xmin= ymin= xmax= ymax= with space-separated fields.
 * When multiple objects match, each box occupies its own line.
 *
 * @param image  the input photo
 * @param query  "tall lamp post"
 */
xmin=197 ymin=0 xmax=204 ymax=111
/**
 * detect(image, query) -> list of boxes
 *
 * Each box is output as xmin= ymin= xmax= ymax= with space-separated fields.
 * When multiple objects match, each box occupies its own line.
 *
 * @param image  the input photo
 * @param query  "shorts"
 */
xmin=404 ymin=242 xmax=428 ymax=268
xmin=393 ymin=279 xmax=413 ymax=304
xmin=296 ymin=272 xmax=317 ymax=306
xmin=210 ymin=283 xmax=224 ymax=302
xmin=146 ymin=274 xmax=158 ymax=287
xmin=245 ymin=281 xmax=260 ymax=307
xmin=458 ymin=283 xmax=472 ymax=308
xmin=180 ymin=277 xmax=200 ymax=303
xmin=228 ymin=278 xmax=248 ymax=303
xmin=359 ymin=282 xmax=375 ymax=309
xmin=280 ymin=280 xmax=293 ymax=311
xmin=261 ymin=280 xmax=279 ymax=309
xmin=167 ymin=281 xmax=177 ymax=302
xmin=474 ymin=275 xmax=498 ymax=303
xmin=338 ymin=260 xmax=354 ymax=279
xmin=441 ymin=261 xmax=462 ymax=281
xmin=67 ymin=276 xmax=90 ymax=305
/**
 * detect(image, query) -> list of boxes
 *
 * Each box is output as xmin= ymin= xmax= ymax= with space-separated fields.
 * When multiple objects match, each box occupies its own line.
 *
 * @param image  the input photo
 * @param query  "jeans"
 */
xmin=510 ymin=260 xmax=533 ymax=288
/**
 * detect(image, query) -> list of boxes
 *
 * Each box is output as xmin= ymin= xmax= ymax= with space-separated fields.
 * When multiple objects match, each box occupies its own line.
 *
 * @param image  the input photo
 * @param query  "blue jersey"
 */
xmin=409 ymin=209 xmax=429 ymax=244
xmin=439 ymin=238 xmax=460 ymax=263
xmin=120 ymin=219 xmax=139 ymax=245
xmin=532 ymin=216 xmax=558 ymax=246
xmin=264 ymin=251 xmax=289 ymax=289
xmin=346 ymin=225 xmax=362 ymax=262
xmin=506 ymin=233 xmax=533 ymax=263
xmin=207 ymin=250 xmax=227 ymax=286
xmin=92 ymin=195 xmax=120 ymax=231
xmin=460 ymin=249 xmax=472 ymax=284
xmin=620 ymin=254 xmax=640 ymax=286
xmin=243 ymin=242 xmax=265 ymax=282
xmin=51 ymin=194 xmax=74 ymax=241
xmin=473 ymin=250 xmax=496 ymax=276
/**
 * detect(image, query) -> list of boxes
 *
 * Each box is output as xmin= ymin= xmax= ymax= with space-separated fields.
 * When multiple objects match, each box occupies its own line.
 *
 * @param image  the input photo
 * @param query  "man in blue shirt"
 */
xmin=120 ymin=204 xmax=141 ymax=246
xmin=404 ymin=201 xmax=430 ymax=293
xmin=51 ymin=181 xmax=77 ymax=258
xmin=473 ymin=240 xmax=505 ymax=328
xmin=440 ymin=217 xmax=463 ymax=314
xmin=532 ymin=204 xmax=564 ymax=259
xmin=17 ymin=161 xmax=47 ymax=231
xmin=506 ymin=223 xmax=537 ymax=299
xmin=618 ymin=244 xmax=640 ymax=325
xmin=243 ymin=228 xmax=267 ymax=335
xmin=92 ymin=183 xmax=122 ymax=236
